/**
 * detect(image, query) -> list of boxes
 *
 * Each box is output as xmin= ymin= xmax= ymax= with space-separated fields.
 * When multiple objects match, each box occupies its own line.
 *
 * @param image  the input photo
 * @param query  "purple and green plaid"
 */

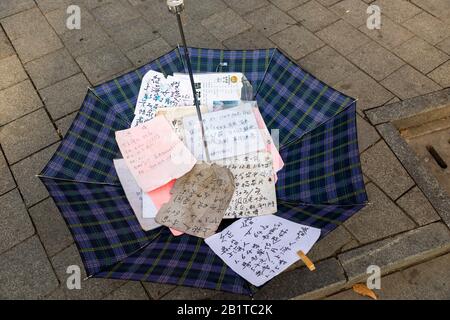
xmin=40 ymin=47 xmax=367 ymax=295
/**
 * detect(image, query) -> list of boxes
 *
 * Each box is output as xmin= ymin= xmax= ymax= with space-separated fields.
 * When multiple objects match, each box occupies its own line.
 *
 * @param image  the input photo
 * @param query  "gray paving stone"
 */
xmin=290 ymin=0 xmax=339 ymax=32
xmin=361 ymin=141 xmax=415 ymax=200
xmin=396 ymin=186 xmax=441 ymax=226
xmin=0 ymin=0 xmax=35 ymax=19
xmin=55 ymin=112 xmax=77 ymax=137
xmin=1 ymin=7 xmax=49 ymax=40
xmin=269 ymin=0 xmax=310 ymax=11
xmin=105 ymin=18 xmax=159 ymax=52
xmin=45 ymin=6 xmax=95 ymax=35
xmin=223 ymin=28 xmax=274 ymax=50
xmin=345 ymin=183 xmax=416 ymax=244
xmin=0 ymin=80 xmax=43 ymax=125
xmin=104 ymin=282 xmax=149 ymax=300
xmin=60 ymin=23 xmax=112 ymax=58
xmin=298 ymin=45 xmax=358 ymax=85
xmin=412 ymin=0 xmax=450 ymax=20
xmin=80 ymin=0 xmax=116 ymax=10
xmin=437 ymin=37 xmax=450 ymax=55
xmin=0 ymin=189 xmax=35 ymax=254
xmin=334 ymin=69 xmax=394 ymax=112
xmin=29 ymin=198 xmax=73 ymax=257
xmin=50 ymin=244 xmax=125 ymax=300
xmin=373 ymin=0 xmax=423 ymax=24
xmin=356 ymin=114 xmax=380 ymax=152
xmin=338 ymin=222 xmax=450 ymax=283
xmin=244 ymin=4 xmax=296 ymax=37
xmin=0 ymin=236 xmax=58 ymax=299
xmin=0 ymin=108 xmax=59 ymax=164
xmin=161 ymin=286 xmax=218 ymax=300
xmin=358 ymin=15 xmax=414 ymax=50
xmin=91 ymin=0 xmax=141 ymax=29
xmin=141 ymin=282 xmax=176 ymax=300
xmin=380 ymin=65 xmax=441 ymax=100
xmin=0 ymin=28 xmax=14 ymax=60
xmin=184 ymin=0 xmax=228 ymax=21
xmin=347 ymin=41 xmax=404 ymax=81
xmin=393 ymin=37 xmax=449 ymax=74
xmin=76 ymin=44 xmax=132 ymax=85
xmin=201 ymin=8 xmax=251 ymax=42
xmin=25 ymin=49 xmax=80 ymax=90
xmin=40 ymin=73 xmax=89 ymax=120
xmin=316 ymin=19 xmax=371 ymax=56
xmin=224 ymin=0 xmax=269 ymax=14
xmin=255 ymin=258 xmax=346 ymax=299
xmin=11 ymin=143 xmax=59 ymax=207
xmin=317 ymin=0 xmax=341 ymax=6
xmin=428 ymin=60 xmax=450 ymax=88
xmin=270 ymin=25 xmax=324 ymax=60
xmin=0 ymin=151 xmax=15 ymax=195
xmin=129 ymin=0 xmax=176 ymax=31
xmin=403 ymin=12 xmax=450 ymax=45
xmin=330 ymin=0 xmax=369 ymax=27
xmin=126 ymin=38 xmax=170 ymax=67
xmin=35 ymin=0 xmax=82 ymax=13
xmin=0 ymin=55 xmax=27 ymax=90
xmin=304 ymin=226 xmax=354 ymax=262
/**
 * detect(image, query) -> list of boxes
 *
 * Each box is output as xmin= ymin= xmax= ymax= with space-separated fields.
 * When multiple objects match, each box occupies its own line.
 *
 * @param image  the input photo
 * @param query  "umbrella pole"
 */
xmin=168 ymin=0 xmax=211 ymax=163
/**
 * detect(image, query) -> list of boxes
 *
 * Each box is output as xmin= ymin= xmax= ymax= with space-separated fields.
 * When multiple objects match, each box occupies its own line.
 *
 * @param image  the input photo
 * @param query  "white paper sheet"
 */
xmin=142 ymin=192 xmax=158 ymax=219
xmin=183 ymin=104 xmax=266 ymax=161
xmin=205 ymin=215 xmax=321 ymax=286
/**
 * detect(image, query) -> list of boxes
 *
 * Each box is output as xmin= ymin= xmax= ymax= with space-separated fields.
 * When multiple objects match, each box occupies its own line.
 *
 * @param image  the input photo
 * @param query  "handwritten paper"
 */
xmin=216 ymin=152 xmax=277 ymax=218
xmin=155 ymin=163 xmax=235 ymax=238
xmin=183 ymin=104 xmax=266 ymax=161
xmin=113 ymin=159 xmax=161 ymax=231
xmin=115 ymin=116 xmax=197 ymax=192
xmin=205 ymin=215 xmax=321 ymax=286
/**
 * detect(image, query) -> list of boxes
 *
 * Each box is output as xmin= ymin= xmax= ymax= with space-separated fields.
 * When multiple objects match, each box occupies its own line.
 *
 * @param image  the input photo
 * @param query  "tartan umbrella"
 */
xmin=39 ymin=47 xmax=368 ymax=296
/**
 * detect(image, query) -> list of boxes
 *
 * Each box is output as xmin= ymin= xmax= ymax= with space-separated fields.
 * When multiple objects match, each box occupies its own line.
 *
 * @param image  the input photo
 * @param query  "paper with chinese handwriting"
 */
xmin=113 ymin=159 xmax=161 ymax=231
xmin=216 ymin=152 xmax=277 ymax=218
xmin=183 ymin=104 xmax=266 ymax=161
xmin=205 ymin=216 xmax=321 ymax=286
xmin=115 ymin=116 xmax=197 ymax=192
xmin=155 ymin=163 xmax=235 ymax=238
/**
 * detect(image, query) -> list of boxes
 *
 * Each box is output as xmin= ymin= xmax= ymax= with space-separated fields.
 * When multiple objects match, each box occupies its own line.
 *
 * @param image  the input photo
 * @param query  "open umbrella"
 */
xmin=39 ymin=47 xmax=368 ymax=296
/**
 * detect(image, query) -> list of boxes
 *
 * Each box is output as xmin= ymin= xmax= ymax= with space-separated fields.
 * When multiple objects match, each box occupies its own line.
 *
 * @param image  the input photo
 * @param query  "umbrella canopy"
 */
xmin=39 ymin=47 xmax=367 ymax=295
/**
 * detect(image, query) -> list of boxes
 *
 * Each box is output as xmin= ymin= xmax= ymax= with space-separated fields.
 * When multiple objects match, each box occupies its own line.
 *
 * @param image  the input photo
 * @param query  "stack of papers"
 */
xmin=113 ymin=69 xmax=320 ymax=286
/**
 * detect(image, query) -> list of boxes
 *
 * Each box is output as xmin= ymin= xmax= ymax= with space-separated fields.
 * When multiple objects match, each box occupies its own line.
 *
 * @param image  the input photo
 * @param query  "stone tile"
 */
xmin=50 ymin=244 xmax=124 ymax=299
xmin=299 ymin=46 xmax=358 ymax=85
xmin=104 ymin=282 xmax=149 ymax=300
xmin=330 ymin=0 xmax=369 ymax=27
xmin=126 ymin=37 xmax=172 ymax=67
xmin=305 ymin=226 xmax=354 ymax=262
xmin=0 ymin=55 xmax=27 ymax=90
xmin=244 ymin=4 xmax=296 ymax=37
xmin=91 ymin=0 xmax=141 ymax=29
xmin=79 ymin=0 xmax=116 ymax=10
xmin=0 ymin=236 xmax=58 ymax=299
xmin=394 ymin=37 xmax=449 ymax=74
xmin=428 ymin=60 xmax=450 ymax=88
xmin=141 ymin=282 xmax=176 ymax=300
xmin=76 ymin=44 xmax=132 ymax=85
xmin=0 ymin=108 xmax=59 ymax=164
xmin=0 ymin=80 xmax=43 ymax=125
xmin=36 ymin=0 xmax=81 ymax=13
xmin=45 ymin=6 xmax=95 ymax=35
xmin=1 ymin=7 xmax=49 ymax=41
xmin=437 ymin=37 xmax=450 ymax=55
xmin=338 ymin=222 xmax=450 ymax=283
xmin=316 ymin=19 xmax=371 ymax=56
xmin=223 ymin=28 xmax=274 ymax=50
xmin=269 ymin=0 xmax=310 ymax=11
xmin=255 ymin=258 xmax=346 ymax=299
xmin=13 ymin=28 xmax=63 ymax=63
xmin=0 ymin=28 xmax=14 ymax=60
xmin=161 ymin=287 xmax=218 ymax=300
xmin=290 ymin=0 xmax=339 ymax=32
xmin=334 ymin=69 xmax=394 ymax=112
xmin=396 ymin=187 xmax=441 ymax=226
xmin=224 ymin=0 xmax=269 ymax=14
xmin=60 ymin=23 xmax=112 ymax=58
xmin=373 ymin=0 xmax=422 ymax=23
xmin=40 ymin=73 xmax=89 ymax=120
xmin=270 ymin=25 xmax=324 ymax=60
xmin=105 ymin=18 xmax=159 ymax=52
xmin=0 ymin=0 xmax=35 ymax=19
xmin=361 ymin=141 xmax=415 ymax=200
xmin=25 ymin=49 xmax=80 ymax=90
xmin=359 ymin=15 xmax=414 ymax=50
xmin=184 ymin=0 xmax=228 ymax=21
xmin=403 ymin=12 xmax=450 ymax=45
xmin=129 ymin=0 xmax=176 ymax=31
xmin=0 ymin=151 xmax=15 ymax=195
xmin=411 ymin=0 xmax=450 ymax=20
xmin=201 ymin=8 xmax=251 ymax=42
xmin=347 ymin=41 xmax=404 ymax=81
xmin=56 ymin=112 xmax=77 ymax=137
xmin=11 ymin=143 xmax=59 ymax=207
xmin=381 ymin=65 xmax=441 ymax=100
xmin=356 ymin=114 xmax=380 ymax=152
xmin=0 ymin=189 xmax=35 ymax=254
xmin=29 ymin=198 xmax=73 ymax=257
xmin=317 ymin=0 xmax=341 ymax=6
xmin=345 ymin=183 xmax=415 ymax=244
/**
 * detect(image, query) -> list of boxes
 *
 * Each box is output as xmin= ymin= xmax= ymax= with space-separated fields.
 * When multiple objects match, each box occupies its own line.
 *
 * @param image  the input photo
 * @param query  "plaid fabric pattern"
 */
xmin=40 ymin=47 xmax=367 ymax=295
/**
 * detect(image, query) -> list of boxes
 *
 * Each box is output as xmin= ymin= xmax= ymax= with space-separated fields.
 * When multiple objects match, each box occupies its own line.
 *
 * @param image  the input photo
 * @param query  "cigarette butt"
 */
xmin=297 ymin=251 xmax=315 ymax=271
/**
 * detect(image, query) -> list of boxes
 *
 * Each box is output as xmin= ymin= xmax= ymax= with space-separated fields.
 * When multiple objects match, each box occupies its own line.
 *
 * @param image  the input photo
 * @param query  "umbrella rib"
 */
xmin=37 ymin=175 xmax=121 ymax=186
